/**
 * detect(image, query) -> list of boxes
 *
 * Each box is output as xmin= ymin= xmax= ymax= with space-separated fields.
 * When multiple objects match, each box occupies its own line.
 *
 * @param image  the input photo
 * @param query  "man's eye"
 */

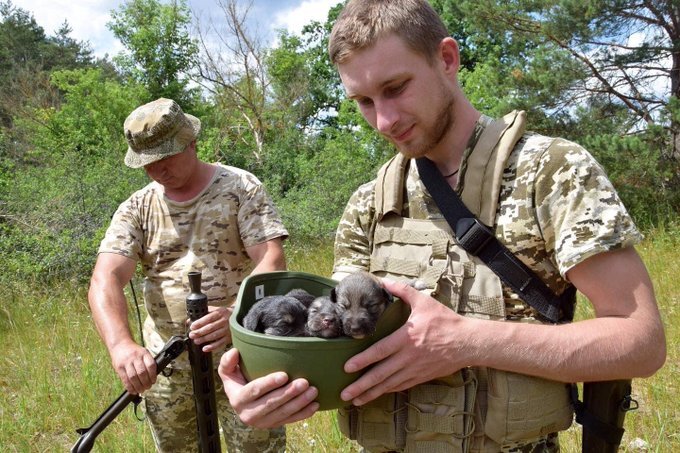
xmin=356 ymin=97 xmax=373 ymax=107
xmin=386 ymin=82 xmax=407 ymax=97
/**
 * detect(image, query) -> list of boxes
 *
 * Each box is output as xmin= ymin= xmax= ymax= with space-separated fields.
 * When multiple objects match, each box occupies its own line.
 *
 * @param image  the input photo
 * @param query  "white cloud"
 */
xmin=12 ymin=0 xmax=339 ymax=58
xmin=14 ymin=0 xmax=123 ymax=57
xmin=272 ymin=0 xmax=337 ymax=35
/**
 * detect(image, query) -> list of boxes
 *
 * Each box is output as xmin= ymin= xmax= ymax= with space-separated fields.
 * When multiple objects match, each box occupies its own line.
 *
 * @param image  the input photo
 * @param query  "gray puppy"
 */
xmin=331 ymin=271 xmax=393 ymax=339
xmin=242 ymin=295 xmax=308 ymax=337
xmin=306 ymin=296 xmax=343 ymax=338
xmin=284 ymin=288 xmax=316 ymax=308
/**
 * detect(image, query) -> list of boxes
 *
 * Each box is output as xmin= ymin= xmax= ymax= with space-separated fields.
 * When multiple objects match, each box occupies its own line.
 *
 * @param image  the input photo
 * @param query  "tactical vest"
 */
xmin=337 ymin=112 xmax=574 ymax=452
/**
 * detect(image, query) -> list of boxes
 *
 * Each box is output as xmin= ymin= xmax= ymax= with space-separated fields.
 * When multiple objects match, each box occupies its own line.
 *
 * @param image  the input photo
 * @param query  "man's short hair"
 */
xmin=329 ymin=0 xmax=449 ymax=65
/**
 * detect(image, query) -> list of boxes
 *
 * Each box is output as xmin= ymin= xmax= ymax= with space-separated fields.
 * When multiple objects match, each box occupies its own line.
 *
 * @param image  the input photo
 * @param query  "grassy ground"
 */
xmin=0 ymin=233 xmax=677 ymax=452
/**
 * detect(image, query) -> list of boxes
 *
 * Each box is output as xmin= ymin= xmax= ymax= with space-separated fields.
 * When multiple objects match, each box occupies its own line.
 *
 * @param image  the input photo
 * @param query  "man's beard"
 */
xmin=395 ymin=89 xmax=456 ymax=159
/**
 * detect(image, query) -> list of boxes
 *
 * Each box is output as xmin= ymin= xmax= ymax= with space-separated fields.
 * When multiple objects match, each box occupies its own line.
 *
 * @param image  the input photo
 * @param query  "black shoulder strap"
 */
xmin=416 ymin=157 xmax=574 ymax=323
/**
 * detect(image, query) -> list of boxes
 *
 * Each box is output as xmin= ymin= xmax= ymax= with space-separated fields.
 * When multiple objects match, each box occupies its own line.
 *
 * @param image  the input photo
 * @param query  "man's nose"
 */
xmin=374 ymin=100 xmax=399 ymax=134
xmin=144 ymin=160 xmax=166 ymax=176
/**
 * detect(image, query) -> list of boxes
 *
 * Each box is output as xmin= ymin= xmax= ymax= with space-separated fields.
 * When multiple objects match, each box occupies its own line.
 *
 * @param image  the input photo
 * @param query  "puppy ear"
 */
xmin=243 ymin=309 xmax=262 ymax=332
xmin=246 ymin=304 xmax=271 ymax=333
xmin=255 ymin=317 xmax=266 ymax=333
xmin=330 ymin=287 xmax=337 ymax=303
xmin=383 ymin=288 xmax=394 ymax=304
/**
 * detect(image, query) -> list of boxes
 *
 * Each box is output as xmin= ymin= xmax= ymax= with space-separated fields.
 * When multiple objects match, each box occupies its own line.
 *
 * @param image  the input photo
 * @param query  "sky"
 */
xmin=12 ymin=0 xmax=340 ymax=58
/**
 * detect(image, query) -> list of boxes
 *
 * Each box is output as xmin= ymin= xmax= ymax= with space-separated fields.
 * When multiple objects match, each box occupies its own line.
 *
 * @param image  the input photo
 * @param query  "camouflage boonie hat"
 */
xmin=123 ymin=98 xmax=201 ymax=168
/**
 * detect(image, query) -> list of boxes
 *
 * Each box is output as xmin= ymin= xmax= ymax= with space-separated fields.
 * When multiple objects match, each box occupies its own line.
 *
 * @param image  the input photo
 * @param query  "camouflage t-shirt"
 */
xmin=99 ymin=163 xmax=288 ymax=367
xmin=334 ymin=116 xmax=643 ymax=319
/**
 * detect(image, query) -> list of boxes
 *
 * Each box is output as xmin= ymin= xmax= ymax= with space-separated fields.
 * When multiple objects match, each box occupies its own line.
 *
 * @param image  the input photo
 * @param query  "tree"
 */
xmin=0 ymin=1 xmax=94 ymax=128
xmin=267 ymin=3 xmax=346 ymax=133
xmin=1 ymin=68 xmax=149 ymax=283
xmin=430 ymin=0 xmax=679 ymax=225
xmin=457 ymin=0 xmax=679 ymax=155
xmin=194 ymin=0 xmax=270 ymax=164
xmin=108 ymin=0 xmax=199 ymax=108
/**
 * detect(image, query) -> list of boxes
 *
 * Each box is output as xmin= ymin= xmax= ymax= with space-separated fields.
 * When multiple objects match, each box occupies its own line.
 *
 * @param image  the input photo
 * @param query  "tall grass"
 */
xmin=0 ymin=233 xmax=676 ymax=452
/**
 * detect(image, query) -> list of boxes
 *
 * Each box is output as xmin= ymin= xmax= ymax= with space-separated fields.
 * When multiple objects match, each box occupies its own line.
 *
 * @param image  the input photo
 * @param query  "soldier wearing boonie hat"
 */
xmin=89 ymin=98 xmax=289 ymax=452
xmin=123 ymin=97 xmax=201 ymax=168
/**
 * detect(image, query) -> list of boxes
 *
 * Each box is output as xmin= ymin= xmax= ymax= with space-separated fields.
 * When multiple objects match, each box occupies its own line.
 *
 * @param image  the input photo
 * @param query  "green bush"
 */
xmin=276 ymin=129 xmax=391 ymax=240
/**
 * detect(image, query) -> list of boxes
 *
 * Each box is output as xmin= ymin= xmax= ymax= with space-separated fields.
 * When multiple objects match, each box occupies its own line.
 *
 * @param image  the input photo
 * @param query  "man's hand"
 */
xmin=340 ymin=278 xmax=469 ymax=406
xmin=110 ymin=340 xmax=157 ymax=395
xmin=188 ymin=305 xmax=233 ymax=352
xmin=218 ymin=348 xmax=319 ymax=428
xmin=341 ymin=247 xmax=667 ymax=406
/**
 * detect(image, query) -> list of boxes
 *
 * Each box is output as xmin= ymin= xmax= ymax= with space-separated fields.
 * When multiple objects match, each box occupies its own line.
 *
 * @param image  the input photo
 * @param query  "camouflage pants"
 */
xmin=143 ymin=368 xmax=286 ymax=453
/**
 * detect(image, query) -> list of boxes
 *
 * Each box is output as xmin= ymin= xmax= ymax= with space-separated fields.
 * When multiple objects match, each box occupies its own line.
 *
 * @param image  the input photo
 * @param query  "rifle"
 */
xmin=72 ymin=271 xmax=222 ymax=453
xmin=573 ymin=380 xmax=639 ymax=452
xmin=186 ymin=271 xmax=221 ymax=453
xmin=70 ymin=335 xmax=187 ymax=453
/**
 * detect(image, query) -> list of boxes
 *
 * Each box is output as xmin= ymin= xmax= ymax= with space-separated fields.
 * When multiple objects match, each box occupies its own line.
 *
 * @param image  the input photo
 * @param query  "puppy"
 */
xmin=306 ymin=296 xmax=343 ymax=338
xmin=242 ymin=295 xmax=308 ymax=337
xmin=331 ymin=271 xmax=393 ymax=339
xmin=284 ymin=288 xmax=316 ymax=308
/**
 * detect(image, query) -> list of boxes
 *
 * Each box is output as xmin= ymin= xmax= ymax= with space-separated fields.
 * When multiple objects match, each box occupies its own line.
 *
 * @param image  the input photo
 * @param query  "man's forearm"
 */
xmin=464 ymin=314 xmax=662 ymax=382
xmin=88 ymin=278 xmax=137 ymax=354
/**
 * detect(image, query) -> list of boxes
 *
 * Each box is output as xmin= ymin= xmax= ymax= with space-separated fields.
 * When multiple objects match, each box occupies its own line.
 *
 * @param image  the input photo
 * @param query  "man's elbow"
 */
xmin=636 ymin=326 xmax=667 ymax=378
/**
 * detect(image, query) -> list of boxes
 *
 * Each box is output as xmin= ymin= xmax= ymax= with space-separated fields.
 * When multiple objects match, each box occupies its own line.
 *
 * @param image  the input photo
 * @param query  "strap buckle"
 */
xmin=455 ymin=217 xmax=494 ymax=256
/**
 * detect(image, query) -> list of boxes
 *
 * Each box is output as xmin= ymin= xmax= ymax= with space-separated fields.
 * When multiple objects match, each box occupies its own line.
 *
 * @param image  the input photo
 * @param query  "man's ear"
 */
xmin=439 ymin=37 xmax=460 ymax=77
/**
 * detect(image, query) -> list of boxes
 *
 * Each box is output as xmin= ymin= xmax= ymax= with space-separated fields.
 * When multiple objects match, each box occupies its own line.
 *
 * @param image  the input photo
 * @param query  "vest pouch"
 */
xmin=458 ymin=259 xmax=505 ymax=320
xmin=484 ymin=368 xmax=573 ymax=444
xmin=370 ymin=217 xmax=451 ymax=293
xmin=337 ymin=393 xmax=408 ymax=452
xmin=336 ymin=405 xmax=356 ymax=441
xmin=404 ymin=370 xmax=477 ymax=453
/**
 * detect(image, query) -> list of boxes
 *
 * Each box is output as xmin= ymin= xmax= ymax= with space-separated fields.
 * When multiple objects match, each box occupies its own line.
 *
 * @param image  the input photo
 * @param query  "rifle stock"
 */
xmin=574 ymin=379 xmax=638 ymax=453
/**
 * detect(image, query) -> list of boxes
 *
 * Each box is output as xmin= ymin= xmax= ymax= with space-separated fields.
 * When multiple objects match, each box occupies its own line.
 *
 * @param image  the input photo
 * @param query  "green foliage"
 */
xmin=585 ymin=129 xmax=680 ymax=229
xmin=437 ymin=0 xmax=679 ymax=228
xmin=276 ymin=125 xmax=391 ymax=240
xmin=455 ymin=0 xmax=675 ymax=129
xmin=43 ymin=69 xmax=147 ymax=157
xmin=0 ymin=1 xmax=94 ymax=127
xmin=266 ymin=4 xmax=345 ymax=132
xmin=108 ymin=0 xmax=199 ymax=108
xmin=0 ymin=0 xmax=677 ymax=285
xmin=0 ymin=69 xmax=148 ymax=285
xmin=0 ymin=1 xmax=93 ymax=73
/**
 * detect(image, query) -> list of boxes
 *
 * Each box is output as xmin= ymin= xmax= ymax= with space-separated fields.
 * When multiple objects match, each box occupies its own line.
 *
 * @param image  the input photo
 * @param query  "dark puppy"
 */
xmin=242 ymin=295 xmax=308 ymax=337
xmin=306 ymin=296 xmax=343 ymax=338
xmin=331 ymin=271 xmax=393 ymax=339
xmin=285 ymin=288 xmax=316 ymax=308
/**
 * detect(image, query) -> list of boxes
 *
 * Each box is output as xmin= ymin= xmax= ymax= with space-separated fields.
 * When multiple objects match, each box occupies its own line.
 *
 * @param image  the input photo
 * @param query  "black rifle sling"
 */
xmin=416 ymin=155 xmax=633 ymax=451
xmin=416 ymin=157 xmax=572 ymax=323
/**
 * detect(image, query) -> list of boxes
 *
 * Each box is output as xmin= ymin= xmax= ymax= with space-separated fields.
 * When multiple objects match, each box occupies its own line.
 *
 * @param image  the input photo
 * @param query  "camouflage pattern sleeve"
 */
xmin=97 ymin=187 xmax=150 ymax=260
xmin=333 ymin=181 xmax=377 ymax=276
xmin=533 ymin=138 xmax=643 ymax=275
xmin=234 ymin=169 xmax=288 ymax=247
